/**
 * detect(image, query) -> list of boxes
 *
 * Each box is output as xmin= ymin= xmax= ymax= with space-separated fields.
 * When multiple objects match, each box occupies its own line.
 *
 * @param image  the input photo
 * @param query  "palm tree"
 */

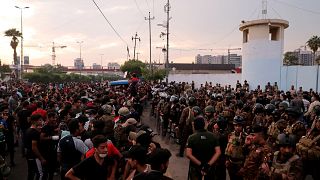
xmin=308 ymin=35 xmax=320 ymax=92
xmin=4 ymin=28 xmax=22 ymax=65
xmin=307 ymin=35 xmax=320 ymax=65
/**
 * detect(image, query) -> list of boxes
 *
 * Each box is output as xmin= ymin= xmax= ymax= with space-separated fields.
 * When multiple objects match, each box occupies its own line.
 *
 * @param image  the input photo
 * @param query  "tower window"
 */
xmin=243 ymin=29 xmax=249 ymax=43
xmin=269 ymin=26 xmax=280 ymax=41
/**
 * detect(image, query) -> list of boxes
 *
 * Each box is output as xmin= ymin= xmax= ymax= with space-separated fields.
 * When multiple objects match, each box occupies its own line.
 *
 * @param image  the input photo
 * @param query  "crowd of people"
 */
xmin=152 ymin=80 xmax=320 ymax=180
xmin=0 ymin=76 xmax=319 ymax=180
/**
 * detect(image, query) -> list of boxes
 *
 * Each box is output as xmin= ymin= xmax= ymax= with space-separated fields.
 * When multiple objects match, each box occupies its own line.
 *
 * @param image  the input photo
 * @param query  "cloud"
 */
xmin=105 ymin=6 xmax=131 ymax=13
xmin=98 ymin=42 xmax=118 ymax=49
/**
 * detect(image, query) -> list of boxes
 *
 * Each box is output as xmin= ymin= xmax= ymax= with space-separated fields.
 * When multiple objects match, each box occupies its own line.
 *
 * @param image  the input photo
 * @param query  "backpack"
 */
xmin=296 ymin=134 xmax=320 ymax=160
xmin=59 ymin=135 xmax=82 ymax=168
xmin=267 ymin=122 xmax=280 ymax=140
xmin=225 ymin=132 xmax=245 ymax=161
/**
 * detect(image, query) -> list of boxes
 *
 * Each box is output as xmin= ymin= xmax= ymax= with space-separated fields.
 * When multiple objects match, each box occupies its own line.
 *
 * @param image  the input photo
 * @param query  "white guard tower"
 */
xmin=239 ymin=19 xmax=289 ymax=90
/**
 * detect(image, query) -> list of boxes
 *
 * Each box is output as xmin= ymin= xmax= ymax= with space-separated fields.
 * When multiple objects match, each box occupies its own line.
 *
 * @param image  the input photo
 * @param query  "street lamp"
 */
xmin=100 ymin=54 xmax=104 ymax=75
xmin=15 ymin=5 xmax=29 ymax=79
xmin=76 ymin=41 xmax=84 ymax=75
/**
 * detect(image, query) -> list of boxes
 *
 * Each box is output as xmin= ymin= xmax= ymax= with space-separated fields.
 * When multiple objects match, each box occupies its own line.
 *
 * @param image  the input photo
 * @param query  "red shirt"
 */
xmin=32 ymin=108 xmax=47 ymax=119
xmin=85 ymin=141 xmax=121 ymax=158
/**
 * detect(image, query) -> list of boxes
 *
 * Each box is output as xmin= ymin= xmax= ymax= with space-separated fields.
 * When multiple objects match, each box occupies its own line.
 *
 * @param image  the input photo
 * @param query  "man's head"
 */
xmin=92 ymin=135 xmax=109 ymax=159
xmin=47 ymin=112 xmax=57 ymax=126
xmin=68 ymin=119 xmax=80 ymax=136
xmin=193 ymin=116 xmax=205 ymax=131
xmin=30 ymin=114 xmax=43 ymax=129
xmin=149 ymin=148 xmax=171 ymax=173
xmin=126 ymin=145 xmax=147 ymax=169
xmin=276 ymin=133 xmax=296 ymax=159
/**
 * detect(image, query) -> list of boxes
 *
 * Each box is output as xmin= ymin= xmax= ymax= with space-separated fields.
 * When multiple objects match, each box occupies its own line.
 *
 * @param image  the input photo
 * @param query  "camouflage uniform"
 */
xmin=268 ymin=151 xmax=303 ymax=180
xmin=238 ymin=142 xmax=272 ymax=180
xmin=285 ymin=121 xmax=306 ymax=142
xmin=178 ymin=106 xmax=194 ymax=156
xmin=225 ymin=132 xmax=247 ymax=180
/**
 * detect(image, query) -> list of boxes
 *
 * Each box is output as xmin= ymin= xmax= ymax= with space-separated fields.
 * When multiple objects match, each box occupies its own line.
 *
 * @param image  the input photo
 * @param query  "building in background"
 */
xmin=24 ymin=56 xmax=29 ymax=65
xmin=92 ymin=63 xmax=101 ymax=69
xmin=108 ymin=62 xmax=120 ymax=70
xmin=74 ymin=58 xmax=84 ymax=69
xmin=195 ymin=54 xmax=241 ymax=67
xmin=228 ymin=54 xmax=242 ymax=68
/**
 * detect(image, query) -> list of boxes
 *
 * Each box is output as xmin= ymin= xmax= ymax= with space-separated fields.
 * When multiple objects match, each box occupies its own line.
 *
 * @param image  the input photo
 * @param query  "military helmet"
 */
xmin=285 ymin=106 xmax=300 ymax=117
xmin=265 ymin=104 xmax=276 ymax=114
xmin=179 ymin=97 xmax=187 ymax=105
xmin=192 ymin=106 xmax=202 ymax=116
xmin=204 ymin=105 xmax=215 ymax=114
xmin=278 ymin=102 xmax=288 ymax=110
xmin=217 ymin=115 xmax=228 ymax=129
xmin=170 ymin=95 xmax=178 ymax=103
xmin=276 ymin=133 xmax=296 ymax=147
xmin=188 ymin=96 xmax=196 ymax=106
xmin=313 ymin=105 xmax=320 ymax=116
xmin=118 ymin=107 xmax=130 ymax=116
xmin=233 ymin=115 xmax=245 ymax=125
xmin=253 ymin=103 xmax=264 ymax=114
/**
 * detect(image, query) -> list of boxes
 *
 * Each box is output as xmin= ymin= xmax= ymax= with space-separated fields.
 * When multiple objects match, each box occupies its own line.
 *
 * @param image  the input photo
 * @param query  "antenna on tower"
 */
xmin=262 ymin=0 xmax=268 ymax=19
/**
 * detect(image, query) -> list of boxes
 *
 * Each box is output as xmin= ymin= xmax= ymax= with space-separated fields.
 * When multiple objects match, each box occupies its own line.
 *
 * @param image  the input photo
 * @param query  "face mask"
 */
xmin=98 ymin=153 xmax=107 ymax=158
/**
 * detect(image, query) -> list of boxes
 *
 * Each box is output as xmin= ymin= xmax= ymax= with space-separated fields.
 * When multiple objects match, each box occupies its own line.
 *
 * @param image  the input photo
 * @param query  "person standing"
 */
xmin=57 ymin=119 xmax=88 ymax=180
xmin=186 ymin=116 xmax=221 ymax=180
xmin=25 ymin=114 xmax=46 ymax=180
xmin=65 ymin=135 xmax=117 ymax=180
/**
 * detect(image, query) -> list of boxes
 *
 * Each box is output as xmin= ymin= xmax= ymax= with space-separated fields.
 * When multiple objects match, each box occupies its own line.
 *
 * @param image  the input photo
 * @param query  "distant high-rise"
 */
xmin=195 ymin=54 xmax=241 ymax=67
xmin=92 ymin=63 xmax=101 ymax=69
xmin=74 ymin=58 xmax=84 ymax=69
xmin=228 ymin=54 xmax=242 ymax=68
xmin=108 ymin=62 xmax=120 ymax=70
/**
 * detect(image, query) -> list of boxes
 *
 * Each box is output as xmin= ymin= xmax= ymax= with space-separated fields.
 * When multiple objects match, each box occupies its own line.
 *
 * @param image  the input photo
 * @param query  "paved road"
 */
xmin=6 ymin=102 xmax=313 ymax=180
xmin=7 ymin=103 xmax=188 ymax=180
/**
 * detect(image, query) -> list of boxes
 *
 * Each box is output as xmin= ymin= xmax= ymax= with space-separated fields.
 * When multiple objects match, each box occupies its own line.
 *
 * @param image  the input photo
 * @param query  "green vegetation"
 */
xmin=22 ymin=64 xmax=123 ymax=83
xmin=120 ymin=59 xmax=166 ymax=81
xmin=4 ymin=28 xmax=22 ymax=66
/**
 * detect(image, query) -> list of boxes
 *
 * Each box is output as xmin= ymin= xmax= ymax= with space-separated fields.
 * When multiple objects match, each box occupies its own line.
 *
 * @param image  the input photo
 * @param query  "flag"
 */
xmin=127 ymin=46 xmax=130 ymax=57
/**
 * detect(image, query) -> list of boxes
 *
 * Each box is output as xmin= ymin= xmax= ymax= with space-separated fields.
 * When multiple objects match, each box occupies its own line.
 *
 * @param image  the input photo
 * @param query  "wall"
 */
xmin=168 ymin=73 xmax=242 ymax=88
xmin=168 ymin=65 xmax=320 ymax=91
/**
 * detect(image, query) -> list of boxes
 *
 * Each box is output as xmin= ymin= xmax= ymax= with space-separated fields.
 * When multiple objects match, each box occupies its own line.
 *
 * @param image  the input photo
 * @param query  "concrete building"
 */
xmin=239 ymin=19 xmax=289 ymax=90
xmin=228 ymin=54 xmax=242 ymax=68
xmin=195 ymin=54 xmax=226 ymax=64
xmin=107 ymin=62 xmax=120 ymax=70
xmin=92 ymin=63 xmax=101 ymax=69
xmin=74 ymin=58 xmax=84 ymax=69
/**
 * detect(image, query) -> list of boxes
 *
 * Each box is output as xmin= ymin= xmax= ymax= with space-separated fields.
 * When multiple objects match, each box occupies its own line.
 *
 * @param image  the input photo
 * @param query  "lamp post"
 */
xmin=100 ymin=54 xmax=104 ymax=75
xmin=15 ymin=5 xmax=29 ymax=79
xmin=76 ymin=41 xmax=84 ymax=75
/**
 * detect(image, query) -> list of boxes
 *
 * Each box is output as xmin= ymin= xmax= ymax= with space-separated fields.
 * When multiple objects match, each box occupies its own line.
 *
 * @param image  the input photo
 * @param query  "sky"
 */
xmin=0 ymin=0 xmax=319 ymax=67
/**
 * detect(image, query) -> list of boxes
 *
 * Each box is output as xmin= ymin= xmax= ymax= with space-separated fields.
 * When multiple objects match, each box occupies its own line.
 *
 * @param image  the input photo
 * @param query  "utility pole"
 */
xmin=100 ymin=54 xmax=104 ymax=75
xmin=145 ymin=12 xmax=155 ymax=75
xmin=136 ymin=52 xmax=140 ymax=60
xmin=132 ymin=32 xmax=140 ymax=60
xmin=15 ymin=6 xmax=29 ymax=79
xmin=165 ymin=0 xmax=170 ymax=83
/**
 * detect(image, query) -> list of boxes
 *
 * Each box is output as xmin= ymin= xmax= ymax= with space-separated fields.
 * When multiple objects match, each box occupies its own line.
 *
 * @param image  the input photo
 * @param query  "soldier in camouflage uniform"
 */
xmin=262 ymin=133 xmax=303 ymax=180
xmin=284 ymin=107 xmax=306 ymax=142
xmin=238 ymin=125 xmax=272 ymax=180
xmin=177 ymin=96 xmax=196 ymax=157
xmin=225 ymin=116 xmax=247 ymax=180
xmin=204 ymin=105 xmax=215 ymax=132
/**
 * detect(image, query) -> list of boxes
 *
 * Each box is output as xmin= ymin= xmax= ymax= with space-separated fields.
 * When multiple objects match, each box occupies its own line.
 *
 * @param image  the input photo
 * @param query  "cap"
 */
xmin=129 ymin=130 xmax=147 ymax=141
xmin=122 ymin=118 xmax=137 ymax=127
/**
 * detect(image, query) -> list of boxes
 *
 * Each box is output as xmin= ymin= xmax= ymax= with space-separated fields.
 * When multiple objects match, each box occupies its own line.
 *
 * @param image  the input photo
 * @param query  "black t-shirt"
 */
xmin=25 ymin=128 xmax=40 ymax=159
xmin=73 ymin=156 xmax=114 ymax=180
xmin=39 ymin=125 xmax=57 ymax=160
xmin=186 ymin=130 xmax=220 ymax=166
xmin=17 ymin=109 xmax=32 ymax=130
